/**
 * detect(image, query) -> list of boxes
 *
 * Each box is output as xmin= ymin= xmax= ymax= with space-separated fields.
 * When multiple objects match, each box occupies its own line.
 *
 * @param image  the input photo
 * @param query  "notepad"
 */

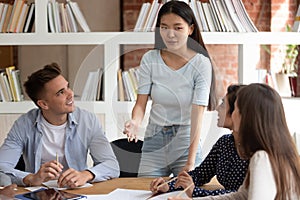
xmin=104 ymin=188 xmax=188 ymax=200
xmin=42 ymin=180 xmax=93 ymax=190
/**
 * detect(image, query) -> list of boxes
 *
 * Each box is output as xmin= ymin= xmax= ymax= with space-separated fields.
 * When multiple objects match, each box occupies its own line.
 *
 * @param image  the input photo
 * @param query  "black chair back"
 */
xmin=111 ymin=138 xmax=143 ymax=177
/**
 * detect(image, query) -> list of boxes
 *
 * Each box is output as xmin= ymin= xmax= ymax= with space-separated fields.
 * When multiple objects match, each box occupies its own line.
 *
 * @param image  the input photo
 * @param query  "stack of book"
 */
xmin=81 ymin=68 xmax=103 ymax=101
xmin=0 ymin=66 xmax=24 ymax=102
xmin=118 ymin=68 xmax=139 ymax=101
xmin=133 ymin=0 xmax=258 ymax=32
xmin=47 ymin=0 xmax=90 ymax=33
xmin=0 ymin=0 xmax=35 ymax=33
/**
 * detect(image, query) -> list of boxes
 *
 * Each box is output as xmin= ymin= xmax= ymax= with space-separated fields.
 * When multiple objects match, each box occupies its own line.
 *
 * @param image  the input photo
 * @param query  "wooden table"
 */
xmin=17 ymin=177 xmax=223 ymax=195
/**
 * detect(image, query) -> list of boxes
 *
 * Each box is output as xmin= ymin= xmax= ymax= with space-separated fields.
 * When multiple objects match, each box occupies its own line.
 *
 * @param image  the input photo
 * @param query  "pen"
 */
xmin=56 ymin=152 xmax=58 ymax=166
xmin=175 ymin=183 xmax=194 ymax=197
xmin=156 ymin=177 xmax=177 ymax=190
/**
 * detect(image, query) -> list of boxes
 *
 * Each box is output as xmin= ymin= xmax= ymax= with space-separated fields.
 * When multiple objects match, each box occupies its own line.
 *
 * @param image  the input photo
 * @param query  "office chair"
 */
xmin=15 ymin=154 xmax=25 ymax=171
xmin=111 ymin=138 xmax=143 ymax=177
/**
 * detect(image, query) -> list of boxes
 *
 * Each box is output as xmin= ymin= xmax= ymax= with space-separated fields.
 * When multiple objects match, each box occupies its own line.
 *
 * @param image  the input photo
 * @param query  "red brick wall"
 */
xmin=122 ymin=0 xmax=298 ymax=98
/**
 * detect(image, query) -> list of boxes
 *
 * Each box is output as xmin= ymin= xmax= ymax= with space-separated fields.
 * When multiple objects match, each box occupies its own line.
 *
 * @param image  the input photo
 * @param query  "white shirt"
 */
xmin=197 ymin=151 xmax=298 ymax=200
xmin=40 ymin=116 xmax=68 ymax=170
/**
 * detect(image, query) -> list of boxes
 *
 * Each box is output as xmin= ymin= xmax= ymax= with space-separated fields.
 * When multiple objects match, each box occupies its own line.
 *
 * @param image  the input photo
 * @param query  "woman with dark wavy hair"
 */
xmin=169 ymin=83 xmax=300 ymax=200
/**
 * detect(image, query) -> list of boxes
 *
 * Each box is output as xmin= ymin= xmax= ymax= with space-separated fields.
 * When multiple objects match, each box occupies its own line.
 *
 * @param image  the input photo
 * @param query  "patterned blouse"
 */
xmin=168 ymin=134 xmax=249 ymax=197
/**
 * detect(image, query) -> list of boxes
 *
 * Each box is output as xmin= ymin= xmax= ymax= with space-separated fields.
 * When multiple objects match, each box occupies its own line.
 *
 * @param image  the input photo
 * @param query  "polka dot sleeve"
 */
xmin=167 ymin=134 xmax=249 ymax=197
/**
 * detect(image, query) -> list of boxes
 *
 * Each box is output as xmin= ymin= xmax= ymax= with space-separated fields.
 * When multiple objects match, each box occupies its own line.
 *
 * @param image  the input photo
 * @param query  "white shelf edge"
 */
xmin=0 ymin=32 xmax=300 ymax=45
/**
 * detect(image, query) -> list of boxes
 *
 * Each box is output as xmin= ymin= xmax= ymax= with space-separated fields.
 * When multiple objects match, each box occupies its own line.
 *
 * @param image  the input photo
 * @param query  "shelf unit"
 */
xmin=1 ymin=0 xmax=300 ymax=141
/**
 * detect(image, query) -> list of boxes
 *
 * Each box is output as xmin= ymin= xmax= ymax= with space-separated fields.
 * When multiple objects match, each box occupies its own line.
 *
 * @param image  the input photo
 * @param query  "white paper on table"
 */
xmin=150 ymin=191 xmax=188 ymax=199
xmin=104 ymin=188 xmax=151 ymax=200
xmin=85 ymin=194 xmax=110 ymax=200
xmin=42 ymin=180 xmax=93 ymax=190
xmin=24 ymin=186 xmax=47 ymax=192
xmin=103 ymin=188 xmax=188 ymax=200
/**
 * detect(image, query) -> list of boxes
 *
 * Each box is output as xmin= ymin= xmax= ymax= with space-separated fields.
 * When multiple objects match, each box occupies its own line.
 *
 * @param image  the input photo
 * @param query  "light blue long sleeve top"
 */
xmin=0 ymin=107 xmax=119 ymax=186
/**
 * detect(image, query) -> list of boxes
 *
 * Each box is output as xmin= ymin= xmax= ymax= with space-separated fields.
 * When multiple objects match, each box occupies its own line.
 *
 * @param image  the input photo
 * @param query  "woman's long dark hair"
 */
xmin=154 ymin=0 xmax=217 ymax=110
xmin=237 ymin=83 xmax=300 ymax=199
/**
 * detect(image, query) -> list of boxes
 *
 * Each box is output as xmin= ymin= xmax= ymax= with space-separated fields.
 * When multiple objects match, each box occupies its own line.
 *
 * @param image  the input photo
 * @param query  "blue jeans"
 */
xmin=138 ymin=124 xmax=202 ymax=177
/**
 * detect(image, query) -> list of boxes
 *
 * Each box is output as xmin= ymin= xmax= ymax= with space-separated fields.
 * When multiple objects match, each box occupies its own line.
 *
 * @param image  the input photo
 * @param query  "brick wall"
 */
xmin=122 ymin=0 xmax=298 ymax=97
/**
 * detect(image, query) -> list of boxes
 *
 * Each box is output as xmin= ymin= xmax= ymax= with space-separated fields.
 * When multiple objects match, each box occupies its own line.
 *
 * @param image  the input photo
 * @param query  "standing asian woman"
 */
xmin=123 ymin=0 xmax=217 ymax=177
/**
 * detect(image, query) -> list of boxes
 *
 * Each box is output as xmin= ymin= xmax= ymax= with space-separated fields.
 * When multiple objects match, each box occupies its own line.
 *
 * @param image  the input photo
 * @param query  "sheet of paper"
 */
xmin=42 ymin=180 xmax=93 ymax=190
xmin=150 ymin=191 xmax=188 ymax=199
xmin=105 ymin=188 xmax=151 ymax=200
xmin=24 ymin=186 xmax=47 ymax=192
xmin=103 ymin=188 xmax=188 ymax=200
xmin=85 ymin=194 xmax=109 ymax=200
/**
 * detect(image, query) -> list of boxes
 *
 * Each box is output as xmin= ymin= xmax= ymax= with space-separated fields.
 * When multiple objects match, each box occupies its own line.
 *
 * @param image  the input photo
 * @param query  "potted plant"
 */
xmin=270 ymin=25 xmax=299 ymax=97
xmin=282 ymin=43 xmax=299 ymax=96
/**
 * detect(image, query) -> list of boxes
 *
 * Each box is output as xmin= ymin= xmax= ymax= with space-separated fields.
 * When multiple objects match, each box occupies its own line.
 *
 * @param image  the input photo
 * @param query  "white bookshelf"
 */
xmin=1 ymin=0 xmax=300 ymax=143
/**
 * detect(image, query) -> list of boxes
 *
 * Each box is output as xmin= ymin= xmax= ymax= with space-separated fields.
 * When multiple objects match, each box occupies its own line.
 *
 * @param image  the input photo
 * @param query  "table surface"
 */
xmin=16 ymin=177 xmax=223 ymax=195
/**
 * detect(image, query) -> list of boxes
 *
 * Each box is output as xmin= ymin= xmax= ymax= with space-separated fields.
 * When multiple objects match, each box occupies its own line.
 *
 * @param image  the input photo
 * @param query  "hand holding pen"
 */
xmin=23 ymin=154 xmax=63 ymax=186
xmin=150 ymin=177 xmax=177 ymax=194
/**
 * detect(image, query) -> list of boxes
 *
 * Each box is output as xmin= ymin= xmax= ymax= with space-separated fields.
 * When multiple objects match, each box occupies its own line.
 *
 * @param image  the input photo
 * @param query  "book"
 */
xmin=223 ymin=0 xmax=245 ymax=32
xmin=8 ymin=0 xmax=24 ymax=33
xmin=2 ymin=3 xmax=13 ymax=33
xmin=121 ymin=71 xmax=130 ymax=101
xmin=23 ymin=2 xmax=35 ymax=33
xmin=53 ymin=0 xmax=61 ymax=32
xmin=59 ymin=3 xmax=69 ymax=32
xmin=196 ymin=1 xmax=209 ymax=32
xmin=202 ymin=2 xmax=216 ymax=32
xmin=65 ymin=2 xmax=78 ymax=32
xmin=0 ymin=3 xmax=8 ymax=31
xmin=231 ymin=0 xmax=258 ymax=32
xmin=133 ymin=2 xmax=151 ymax=32
xmin=67 ymin=0 xmax=90 ymax=32
xmin=15 ymin=2 xmax=28 ymax=32
xmin=117 ymin=69 xmax=125 ymax=101
xmin=0 ymin=72 xmax=13 ymax=101
xmin=292 ymin=4 xmax=300 ymax=32
xmin=189 ymin=0 xmax=203 ymax=31
xmin=96 ymin=68 xmax=104 ymax=101
xmin=142 ymin=0 xmax=159 ymax=32
xmin=5 ymin=66 xmax=17 ymax=101
xmin=47 ymin=1 xmax=56 ymax=32
xmin=5 ymin=0 xmax=18 ymax=32
xmin=215 ymin=0 xmax=233 ymax=32
xmin=81 ymin=69 xmax=100 ymax=101
xmin=210 ymin=0 xmax=226 ymax=31
xmin=128 ymin=68 xmax=138 ymax=98
xmin=122 ymin=71 xmax=136 ymax=101
xmin=11 ymin=69 xmax=24 ymax=101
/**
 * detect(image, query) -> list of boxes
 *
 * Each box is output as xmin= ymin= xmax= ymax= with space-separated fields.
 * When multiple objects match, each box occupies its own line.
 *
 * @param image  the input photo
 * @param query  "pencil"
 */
xmin=56 ymin=152 xmax=58 ymax=166
xmin=176 ymin=183 xmax=194 ymax=197
xmin=156 ymin=177 xmax=177 ymax=190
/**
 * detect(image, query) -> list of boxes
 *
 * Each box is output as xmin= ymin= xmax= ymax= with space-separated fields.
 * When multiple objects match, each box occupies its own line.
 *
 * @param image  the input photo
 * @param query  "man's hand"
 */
xmin=57 ymin=169 xmax=94 ymax=188
xmin=24 ymin=160 xmax=63 ymax=186
xmin=0 ymin=184 xmax=17 ymax=198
